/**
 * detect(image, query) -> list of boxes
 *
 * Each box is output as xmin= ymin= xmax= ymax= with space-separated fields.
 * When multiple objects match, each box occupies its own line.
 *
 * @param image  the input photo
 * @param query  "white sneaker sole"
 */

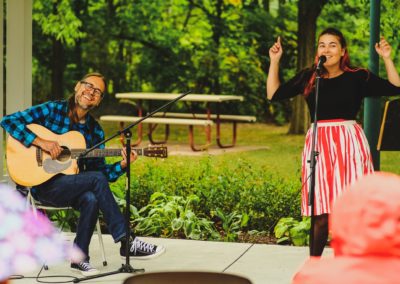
xmin=120 ymin=245 xmax=166 ymax=260
xmin=70 ymin=267 xmax=100 ymax=276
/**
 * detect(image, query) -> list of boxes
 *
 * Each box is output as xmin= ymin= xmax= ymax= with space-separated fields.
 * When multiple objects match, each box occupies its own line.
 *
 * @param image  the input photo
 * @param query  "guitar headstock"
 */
xmin=143 ymin=146 xmax=168 ymax=158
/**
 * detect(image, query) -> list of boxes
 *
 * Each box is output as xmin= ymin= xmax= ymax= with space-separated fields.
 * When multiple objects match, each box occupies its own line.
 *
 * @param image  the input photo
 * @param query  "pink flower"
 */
xmin=22 ymin=211 xmax=54 ymax=236
xmin=0 ymin=185 xmax=84 ymax=280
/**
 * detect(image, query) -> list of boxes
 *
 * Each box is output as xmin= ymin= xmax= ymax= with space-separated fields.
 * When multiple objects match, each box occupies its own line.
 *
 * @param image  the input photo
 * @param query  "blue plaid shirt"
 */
xmin=1 ymin=100 xmax=125 ymax=182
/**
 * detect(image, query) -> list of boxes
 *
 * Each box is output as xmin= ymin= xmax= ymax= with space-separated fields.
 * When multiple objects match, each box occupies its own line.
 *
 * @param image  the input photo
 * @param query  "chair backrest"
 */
xmin=123 ymin=271 xmax=252 ymax=284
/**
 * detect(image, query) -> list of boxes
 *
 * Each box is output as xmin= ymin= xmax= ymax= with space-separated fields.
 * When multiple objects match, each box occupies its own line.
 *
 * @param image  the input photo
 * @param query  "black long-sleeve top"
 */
xmin=271 ymin=69 xmax=400 ymax=122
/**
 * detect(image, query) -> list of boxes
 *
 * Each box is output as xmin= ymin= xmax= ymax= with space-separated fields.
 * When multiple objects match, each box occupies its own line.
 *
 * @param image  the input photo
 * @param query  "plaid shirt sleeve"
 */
xmin=80 ymin=121 xmax=126 ymax=182
xmin=0 ymin=102 xmax=54 ymax=147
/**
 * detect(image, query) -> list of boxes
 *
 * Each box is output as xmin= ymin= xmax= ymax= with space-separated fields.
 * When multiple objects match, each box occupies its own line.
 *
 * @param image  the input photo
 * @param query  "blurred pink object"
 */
xmin=293 ymin=172 xmax=400 ymax=284
xmin=0 ymin=184 xmax=83 ymax=281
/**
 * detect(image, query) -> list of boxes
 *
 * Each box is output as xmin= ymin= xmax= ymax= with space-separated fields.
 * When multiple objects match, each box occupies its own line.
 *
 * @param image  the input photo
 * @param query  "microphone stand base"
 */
xmin=72 ymin=264 xmax=145 ymax=283
xmin=120 ymin=264 xmax=145 ymax=273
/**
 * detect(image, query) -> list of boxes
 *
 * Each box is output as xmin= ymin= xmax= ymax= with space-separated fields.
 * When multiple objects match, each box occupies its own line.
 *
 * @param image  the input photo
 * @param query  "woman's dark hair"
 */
xmin=68 ymin=72 xmax=106 ymax=123
xmin=303 ymin=28 xmax=359 ymax=97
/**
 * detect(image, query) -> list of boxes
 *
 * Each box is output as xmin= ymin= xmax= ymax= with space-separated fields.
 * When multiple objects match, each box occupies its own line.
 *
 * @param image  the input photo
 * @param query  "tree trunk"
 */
xmin=288 ymin=0 xmax=327 ymax=134
xmin=210 ymin=0 xmax=223 ymax=94
xmin=50 ymin=0 xmax=65 ymax=100
xmin=73 ymin=0 xmax=87 ymax=79
xmin=50 ymin=38 xmax=65 ymax=100
xmin=263 ymin=0 xmax=270 ymax=12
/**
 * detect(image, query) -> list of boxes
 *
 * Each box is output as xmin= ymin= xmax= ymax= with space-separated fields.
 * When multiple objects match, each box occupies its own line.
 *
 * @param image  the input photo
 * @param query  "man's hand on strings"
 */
xmin=120 ymin=147 xmax=138 ymax=169
xmin=34 ymin=137 xmax=62 ymax=160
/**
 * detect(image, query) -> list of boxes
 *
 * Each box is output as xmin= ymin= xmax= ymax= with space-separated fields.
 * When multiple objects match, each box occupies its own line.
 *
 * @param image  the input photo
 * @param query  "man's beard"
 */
xmin=75 ymin=94 xmax=97 ymax=110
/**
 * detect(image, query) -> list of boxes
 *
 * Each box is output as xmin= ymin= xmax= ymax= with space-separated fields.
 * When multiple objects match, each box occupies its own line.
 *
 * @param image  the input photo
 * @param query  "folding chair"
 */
xmin=25 ymin=187 xmax=108 ymax=269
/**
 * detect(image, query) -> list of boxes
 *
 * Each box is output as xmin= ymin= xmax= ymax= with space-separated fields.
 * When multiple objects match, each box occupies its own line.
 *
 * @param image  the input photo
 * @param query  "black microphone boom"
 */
xmin=309 ymin=54 xmax=325 ymax=256
xmin=316 ymin=55 xmax=327 ymax=71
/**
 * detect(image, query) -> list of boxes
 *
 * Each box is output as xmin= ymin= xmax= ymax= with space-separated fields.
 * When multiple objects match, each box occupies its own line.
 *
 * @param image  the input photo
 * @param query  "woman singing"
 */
xmin=266 ymin=28 xmax=400 ymax=256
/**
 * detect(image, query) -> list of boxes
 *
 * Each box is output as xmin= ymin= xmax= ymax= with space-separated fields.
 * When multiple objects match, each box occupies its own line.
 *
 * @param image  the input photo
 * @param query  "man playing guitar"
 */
xmin=1 ymin=73 xmax=165 ymax=276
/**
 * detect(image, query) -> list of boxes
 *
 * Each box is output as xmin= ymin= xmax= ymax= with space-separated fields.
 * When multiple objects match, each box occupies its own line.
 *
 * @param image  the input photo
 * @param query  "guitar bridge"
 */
xmin=36 ymin=147 xmax=42 ymax=167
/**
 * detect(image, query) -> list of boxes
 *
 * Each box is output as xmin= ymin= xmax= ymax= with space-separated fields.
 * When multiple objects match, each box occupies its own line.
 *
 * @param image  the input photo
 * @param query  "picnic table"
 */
xmin=100 ymin=92 xmax=256 ymax=151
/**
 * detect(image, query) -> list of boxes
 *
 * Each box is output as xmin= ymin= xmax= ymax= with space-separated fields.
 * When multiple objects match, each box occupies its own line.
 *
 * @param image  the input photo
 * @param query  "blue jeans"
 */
xmin=35 ymin=171 xmax=129 ymax=259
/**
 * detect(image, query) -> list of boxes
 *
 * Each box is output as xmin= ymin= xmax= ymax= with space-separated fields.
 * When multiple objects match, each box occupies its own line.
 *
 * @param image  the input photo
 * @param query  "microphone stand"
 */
xmin=308 ymin=65 xmax=322 ymax=256
xmin=73 ymin=91 xmax=191 ymax=283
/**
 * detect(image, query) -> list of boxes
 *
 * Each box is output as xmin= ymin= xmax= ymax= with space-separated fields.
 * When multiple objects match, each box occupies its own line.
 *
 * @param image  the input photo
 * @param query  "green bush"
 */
xmin=110 ymin=155 xmax=301 ymax=236
xmin=133 ymin=192 xmax=221 ymax=240
xmin=214 ymin=208 xmax=249 ymax=242
xmin=274 ymin=217 xmax=310 ymax=246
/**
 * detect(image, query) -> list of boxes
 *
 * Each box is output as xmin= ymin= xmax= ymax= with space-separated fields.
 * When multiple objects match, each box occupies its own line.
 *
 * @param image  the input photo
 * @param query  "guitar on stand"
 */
xmin=377 ymin=98 xmax=400 ymax=151
xmin=6 ymin=124 xmax=167 ymax=187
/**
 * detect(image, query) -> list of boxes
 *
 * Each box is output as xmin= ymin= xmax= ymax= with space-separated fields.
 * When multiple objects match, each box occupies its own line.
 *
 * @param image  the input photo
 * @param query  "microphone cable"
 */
xmin=9 ymin=264 xmax=79 ymax=284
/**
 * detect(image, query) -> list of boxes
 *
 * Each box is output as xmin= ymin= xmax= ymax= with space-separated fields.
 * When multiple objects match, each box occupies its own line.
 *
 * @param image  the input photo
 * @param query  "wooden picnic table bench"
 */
xmin=152 ymin=112 xmax=256 ymax=122
xmin=152 ymin=112 xmax=256 ymax=148
xmin=100 ymin=115 xmax=214 ymax=151
xmin=102 ymin=93 xmax=256 ymax=151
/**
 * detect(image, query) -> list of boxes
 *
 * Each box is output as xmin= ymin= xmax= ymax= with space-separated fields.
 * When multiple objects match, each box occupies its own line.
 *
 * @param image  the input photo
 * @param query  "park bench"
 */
xmin=152 ymin=112 xmax=256 ymax=122
xmin=100 ymin=115 xmax=214 ymax=151
xmin=101 ymin=93 xmax=256 ymax=151
xmin=152 ymin=112 xmax=257 ymax=148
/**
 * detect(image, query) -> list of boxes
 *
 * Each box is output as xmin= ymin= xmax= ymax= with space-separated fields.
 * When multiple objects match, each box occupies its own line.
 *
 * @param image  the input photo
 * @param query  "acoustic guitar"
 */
xmin=6 ymin=124 xmax=167 ymax=187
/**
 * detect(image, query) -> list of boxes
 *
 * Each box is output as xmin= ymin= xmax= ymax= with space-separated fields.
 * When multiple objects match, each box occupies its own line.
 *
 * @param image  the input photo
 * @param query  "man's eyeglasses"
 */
xmin=80 ymin=81 xmax=104 ymax=98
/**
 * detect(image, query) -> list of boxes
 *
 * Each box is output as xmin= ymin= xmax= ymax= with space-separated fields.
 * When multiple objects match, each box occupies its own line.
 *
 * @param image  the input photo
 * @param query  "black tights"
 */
xmin=310 ymin=213 xmax=329 ymax=256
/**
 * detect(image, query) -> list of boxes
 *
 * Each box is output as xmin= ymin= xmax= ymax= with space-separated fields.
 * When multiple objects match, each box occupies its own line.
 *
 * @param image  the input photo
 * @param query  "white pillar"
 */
xmin=6 ymin=0 xmax=32 ymax=114
xmin=0 ymin=0 xmax=4 ymax=182
xmin=1 ymin=0 xmax=32 ymax=182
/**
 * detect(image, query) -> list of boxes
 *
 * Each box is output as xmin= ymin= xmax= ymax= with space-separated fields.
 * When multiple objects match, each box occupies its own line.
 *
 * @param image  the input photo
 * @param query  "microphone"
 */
xmin=316 ymin=55 xmax=327 ymax=71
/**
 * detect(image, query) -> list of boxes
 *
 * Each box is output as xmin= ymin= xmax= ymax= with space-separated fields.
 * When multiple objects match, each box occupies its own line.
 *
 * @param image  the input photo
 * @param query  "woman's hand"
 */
xmin=376 ymin=37 xmax=400 ymax=86
xmin=269 ymin=36 xmax=283 ymax=63
xmin=375 ymin=37 xmax=392 ymax=59
xmin=267 ymin=37 xmax=283 ymax=100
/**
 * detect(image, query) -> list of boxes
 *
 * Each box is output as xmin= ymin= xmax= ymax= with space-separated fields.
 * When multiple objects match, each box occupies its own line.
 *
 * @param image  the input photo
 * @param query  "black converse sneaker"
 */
xmin=70 ymin=261 xmax=100 ymax=276
xmin=120 ymin=237 xmax=165 ymax=260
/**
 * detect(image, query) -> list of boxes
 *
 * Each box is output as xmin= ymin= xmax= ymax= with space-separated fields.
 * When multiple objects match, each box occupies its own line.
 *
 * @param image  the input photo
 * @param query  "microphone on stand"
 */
xmin=316 ymin=55 xmax=327 ymax=72
xmin=309 ymin=54 xmax=326 ymax=256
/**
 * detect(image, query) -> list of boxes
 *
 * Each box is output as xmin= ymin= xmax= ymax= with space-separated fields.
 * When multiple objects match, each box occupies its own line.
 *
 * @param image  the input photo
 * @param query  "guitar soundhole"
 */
xmin=57 ymin=146 xmax=71 ymax=162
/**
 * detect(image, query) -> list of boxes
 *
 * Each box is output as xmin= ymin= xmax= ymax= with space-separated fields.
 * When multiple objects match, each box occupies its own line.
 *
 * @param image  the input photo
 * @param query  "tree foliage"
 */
xmin=32 ymin=0 xmax=400 ymax=123
xmin=288 ymin=0 xmax=328 ymax=134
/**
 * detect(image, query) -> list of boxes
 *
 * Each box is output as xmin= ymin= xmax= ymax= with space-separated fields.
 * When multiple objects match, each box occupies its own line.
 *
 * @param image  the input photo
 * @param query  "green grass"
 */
xmin=381 ymin=151 xmax=400 ymax=175
xmin=101 ymin=122 xmax=305 ymax=181
xmin=100 ymin=121 xmax=400 ymax=181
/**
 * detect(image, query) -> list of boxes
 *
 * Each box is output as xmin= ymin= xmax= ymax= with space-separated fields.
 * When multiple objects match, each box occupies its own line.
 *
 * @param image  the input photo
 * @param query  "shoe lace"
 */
xmin=131 ymin=238 xmax=155 ymax=253
xmin=80 ymin=261 xmax=94 ymax=271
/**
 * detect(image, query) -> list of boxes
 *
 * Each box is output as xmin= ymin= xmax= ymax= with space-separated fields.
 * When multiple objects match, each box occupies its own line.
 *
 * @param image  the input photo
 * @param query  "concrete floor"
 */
xmin=12 ymin=233 xmax=333 ymax=284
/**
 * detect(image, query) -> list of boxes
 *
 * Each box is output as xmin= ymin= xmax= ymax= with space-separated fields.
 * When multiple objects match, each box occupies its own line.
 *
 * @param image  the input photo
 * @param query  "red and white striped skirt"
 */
xmin=301 ymin=120 xmax=374 ymax=216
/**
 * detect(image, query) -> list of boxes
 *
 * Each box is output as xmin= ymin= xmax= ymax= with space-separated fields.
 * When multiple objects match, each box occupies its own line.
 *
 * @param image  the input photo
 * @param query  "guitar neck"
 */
xmin=70 ymin=148 xmax=144 ymax=159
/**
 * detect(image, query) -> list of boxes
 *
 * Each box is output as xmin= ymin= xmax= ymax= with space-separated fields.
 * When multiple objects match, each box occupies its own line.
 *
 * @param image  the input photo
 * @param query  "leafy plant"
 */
xmin=109 ymin=156 xmax=302 ymax=234
xmin=113 ymin=195 xmax=140 ymax=219
xmin=133 ymin=192 xmax=221 ymax=241
xmin=214 ymin=209 xmax=249 ymax=241
xmin=274 ymin=217 xmax=310 ymax=246
xmin=46 ymin=209 xmax=79 ymax=232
